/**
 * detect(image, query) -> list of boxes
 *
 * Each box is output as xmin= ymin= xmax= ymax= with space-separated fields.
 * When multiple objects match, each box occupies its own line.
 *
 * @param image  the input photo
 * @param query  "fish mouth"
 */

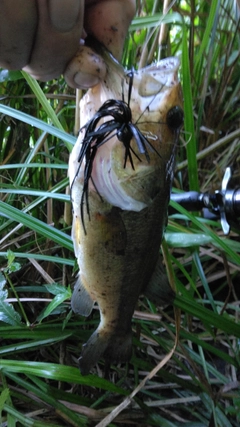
xmin=70 ymin=56 xmax=183 ymax=223
xmin=88 ymin=58 xmax=182 ymax=212
xmin=143 ymin=56 xmax=180 ymax=74
xmin=92 ymin=153 xmax=149 ymax=211
xmin=137 ymin=57 xmax=180 ymax=97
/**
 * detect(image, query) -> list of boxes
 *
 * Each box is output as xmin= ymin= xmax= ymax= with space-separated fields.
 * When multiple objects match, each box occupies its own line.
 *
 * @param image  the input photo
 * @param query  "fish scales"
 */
xmin=69 ymin=47 xmax=183 ymax=375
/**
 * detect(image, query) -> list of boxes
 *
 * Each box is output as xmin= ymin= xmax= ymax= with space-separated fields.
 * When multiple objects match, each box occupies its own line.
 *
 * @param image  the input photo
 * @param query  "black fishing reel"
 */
xmin=170 ymin=167 xmax=240 ymax=235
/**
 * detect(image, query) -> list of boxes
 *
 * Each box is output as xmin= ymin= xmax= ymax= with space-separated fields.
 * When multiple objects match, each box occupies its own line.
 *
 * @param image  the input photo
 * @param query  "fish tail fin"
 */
xmin=79 ymin=327 xmax=132 ymax=375
xmin=104 ymin=331 xmax=132 ymax=365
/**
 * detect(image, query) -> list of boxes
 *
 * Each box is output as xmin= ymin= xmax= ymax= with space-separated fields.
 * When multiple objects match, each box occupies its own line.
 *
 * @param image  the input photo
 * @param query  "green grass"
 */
xmin=0 ymin=1 xmax=240 ymax=425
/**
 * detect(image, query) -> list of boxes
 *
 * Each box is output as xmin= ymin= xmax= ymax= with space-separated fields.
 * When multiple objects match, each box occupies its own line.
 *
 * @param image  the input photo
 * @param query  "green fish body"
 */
xmin=69 ymin=52 xmax=183 ymax=375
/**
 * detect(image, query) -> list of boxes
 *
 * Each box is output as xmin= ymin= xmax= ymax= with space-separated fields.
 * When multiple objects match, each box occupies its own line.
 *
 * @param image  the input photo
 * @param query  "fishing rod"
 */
xmin=170 ymin=167 xmax=240 ymax=235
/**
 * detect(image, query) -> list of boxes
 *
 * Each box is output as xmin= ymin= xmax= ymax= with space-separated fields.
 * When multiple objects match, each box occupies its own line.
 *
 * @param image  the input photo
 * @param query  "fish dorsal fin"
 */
xmin=71 ymin=275 xmax=94 ymax=316
xmin=144 ymin=255 xmax=175 ymax=305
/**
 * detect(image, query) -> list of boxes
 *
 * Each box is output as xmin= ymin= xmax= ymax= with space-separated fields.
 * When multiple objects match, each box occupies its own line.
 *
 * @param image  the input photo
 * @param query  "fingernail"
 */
xmin=74 ymin=72 xmax=100 ymax=89
xmin=49 ymin=0 xmax=83 ymax=31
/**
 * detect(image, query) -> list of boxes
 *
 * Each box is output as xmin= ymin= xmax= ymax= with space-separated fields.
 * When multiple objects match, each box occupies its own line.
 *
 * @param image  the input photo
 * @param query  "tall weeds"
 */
xmin=0 ymin=1 xmax=239 ymax=425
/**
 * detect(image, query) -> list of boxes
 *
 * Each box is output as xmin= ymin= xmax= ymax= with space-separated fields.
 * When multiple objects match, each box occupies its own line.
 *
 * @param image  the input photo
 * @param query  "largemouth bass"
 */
xmin=69 ymin=46 xmax=183 ymax=375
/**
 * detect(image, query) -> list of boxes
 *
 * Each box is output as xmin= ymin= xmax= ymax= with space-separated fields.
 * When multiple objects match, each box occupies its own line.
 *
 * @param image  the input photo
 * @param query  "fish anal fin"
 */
xmin=79 ymin=328 xmax=132 ymax=375
xmin=144 ymin=255 xmax=175 ymax=305
xmin=71 ymin=275 xmax=94 ymax=317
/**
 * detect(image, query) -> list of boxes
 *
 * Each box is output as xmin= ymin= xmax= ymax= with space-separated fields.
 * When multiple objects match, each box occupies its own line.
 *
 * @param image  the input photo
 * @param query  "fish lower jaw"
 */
xmin=93 ymin=157 xmax=148 ymax=212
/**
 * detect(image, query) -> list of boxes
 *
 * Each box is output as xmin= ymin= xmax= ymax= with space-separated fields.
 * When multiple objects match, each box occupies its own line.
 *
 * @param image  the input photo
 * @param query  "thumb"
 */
xmin=84 ymin=0 xmax=135 ymax=60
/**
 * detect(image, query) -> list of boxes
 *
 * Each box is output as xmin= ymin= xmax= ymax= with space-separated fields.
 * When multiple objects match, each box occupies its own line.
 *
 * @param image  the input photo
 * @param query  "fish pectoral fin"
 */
xmin=79 ymin=328 xmax=132 ymax=375
xmin=71 ymin=275 xmax=94 ymax=317
xmin=144 ymin=255 xmax=175 ymax=306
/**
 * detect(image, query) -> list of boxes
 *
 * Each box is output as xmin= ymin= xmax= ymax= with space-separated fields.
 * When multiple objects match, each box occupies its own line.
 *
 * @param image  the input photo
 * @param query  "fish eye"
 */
xmin=166 ymin=106 xmax=184 ymax=130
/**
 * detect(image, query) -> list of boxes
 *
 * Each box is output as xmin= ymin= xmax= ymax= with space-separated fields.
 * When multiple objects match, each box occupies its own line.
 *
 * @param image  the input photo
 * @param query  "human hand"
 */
xmin=0 ymin=0 xmax=135 ymax=88
xmin=64 ymin=0 xmax=136 ymax=88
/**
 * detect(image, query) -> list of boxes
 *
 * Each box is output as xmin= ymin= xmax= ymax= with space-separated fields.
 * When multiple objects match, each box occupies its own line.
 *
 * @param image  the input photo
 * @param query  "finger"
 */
xmin=48 ymin=0 xmax=83 ymax=31
xmin=0 ymin=0 xmax=37 ymax=69
xmin=23 ymin=0 xmax=84 ymax=81
xmin=64 ymin=0 xmax=135 ymax=89
xmin=84 ymin=0 xmax=136 ymax=60
xmin=64 ymin=45 xmax=107 ymax=89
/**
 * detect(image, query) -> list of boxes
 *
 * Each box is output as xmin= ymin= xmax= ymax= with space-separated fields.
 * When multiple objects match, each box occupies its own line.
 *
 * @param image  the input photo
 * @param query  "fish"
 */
xmin=68 ymin=43 xmax=183 ymax=375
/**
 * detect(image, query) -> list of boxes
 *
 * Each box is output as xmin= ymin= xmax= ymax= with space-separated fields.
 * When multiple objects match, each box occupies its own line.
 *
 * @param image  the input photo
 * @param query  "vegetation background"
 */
xmin=0 ymin=0 xmax=240 ymax=425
